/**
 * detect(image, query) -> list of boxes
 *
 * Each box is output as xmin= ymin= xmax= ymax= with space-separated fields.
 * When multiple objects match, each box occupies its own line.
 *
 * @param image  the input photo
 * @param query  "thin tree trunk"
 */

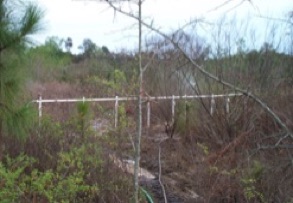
xmin=134 ymin=0 xmax=142 ymax=202
xmin=0 ymin=122 xmax=2 ymax=161
xmin=158 ymin=141 xmax=168 ymax=203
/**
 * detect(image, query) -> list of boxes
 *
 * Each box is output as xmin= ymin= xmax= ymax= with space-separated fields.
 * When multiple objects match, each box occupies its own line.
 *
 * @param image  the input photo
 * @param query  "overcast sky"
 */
xmin=33 ymin=0 xmax=293 ymax=53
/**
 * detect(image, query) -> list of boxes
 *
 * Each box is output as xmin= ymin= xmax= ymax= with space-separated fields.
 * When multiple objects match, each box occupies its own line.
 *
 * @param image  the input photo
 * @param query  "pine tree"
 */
xmin=0 ymin=0 xmax=44 ymax=157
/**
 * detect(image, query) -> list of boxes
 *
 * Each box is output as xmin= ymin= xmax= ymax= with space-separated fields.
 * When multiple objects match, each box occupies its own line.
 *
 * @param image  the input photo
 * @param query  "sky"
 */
xmin=33 ymin=0 xmax=293 ymax=53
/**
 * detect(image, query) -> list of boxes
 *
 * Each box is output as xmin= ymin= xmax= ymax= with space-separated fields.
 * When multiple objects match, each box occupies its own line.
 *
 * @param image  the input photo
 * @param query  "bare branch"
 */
xmin=142 ymin=51 xmax=156 ymax=72
xmin=256 ymin=15 xmax=292 ymax=25
xmin=207 ymin=0 xmax=248 ymax=14
xmin=102 ymin=1 xmax=292 ymax=140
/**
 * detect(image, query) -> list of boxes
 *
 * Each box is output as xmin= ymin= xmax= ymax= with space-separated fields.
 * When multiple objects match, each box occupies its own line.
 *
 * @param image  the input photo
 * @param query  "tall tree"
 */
xmin=79 ymin=38 xmax=97 ymax=57
xmin=64 ymin=37 xmax=73 ymax=53
xmin=98 ymin=1 xmax=144 ymax=202
xmin=0 ymin=0 xmax=44 ymax=157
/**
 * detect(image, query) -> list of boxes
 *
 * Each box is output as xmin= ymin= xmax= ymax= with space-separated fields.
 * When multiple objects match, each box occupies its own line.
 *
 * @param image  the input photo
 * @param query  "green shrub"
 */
xmin=0 ymin=154 xmax=33 ymax=202
xmin=0 ymin=142 xmax=102 ymax=202
xmin=241 ymin=160 xmax=265 ymax=202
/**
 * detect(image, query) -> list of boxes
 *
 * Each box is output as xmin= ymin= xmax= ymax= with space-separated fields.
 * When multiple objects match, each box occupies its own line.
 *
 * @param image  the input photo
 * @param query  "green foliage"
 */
xmin=118 ymin=103 xmax=127 ymax=129
xmin=79 ymin=38 xmax=99 ymax=58
xmin=8 ymin=114 xmax=133 ymax=202
xmin=241 ymin=160 xmax=265 ymax=202
xmin=37 ymin=115 xmax=63 ymax=138
xmin=52 ymin=144 xmax=101 ymax=202
xmin=0 ymin=0 xmax=44 ymax=51
xmin=76 ymin=102 xmax=92 ymax=138
xmin=249 ymin=160 xmax=264 ymax=180
xmin=0 ymin=0 xmax=43 ymax=140
xmin=174 ymin=100 xmax=198 ymax=135
xmin=5 ymin=104 xmax=36 ymax=139
xmin=101 ymin=46 xmax=110 ymax=55
xmin=29 ymin=36 xmax=69 ymax=62
xmin=25 ymin=36 xmax=71 ymax=82
xmin=0 ymin=60 xmax=31 ymax=138
xmin=105 ymin=69 xmax=127 ymax=93
xmin=84 ymin=69 xmax=128 ymax=95
xmin=64 ymin=37 xmax=73 ymax=53
xmin=0 ymin=144 xmax=101 ymax=202
xmin=241 ymin=178 xmax=264 ymax=202
xmin=63 ymin=102 xmax=93 ymax=141
xmin=0 ymin=154 xmax=34 ymax=202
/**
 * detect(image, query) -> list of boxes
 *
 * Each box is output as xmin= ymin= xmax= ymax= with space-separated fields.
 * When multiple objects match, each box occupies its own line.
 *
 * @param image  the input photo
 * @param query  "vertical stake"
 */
xmin=211 ymin=94 xmax=215 ymax=115
xmin=38 ymin=94 xmax=42 ymax=121
xmin=147 ymin=101 xmax=150 ymax=128
xmin=184 ymin=94 xmax=187 ymax=119
xmin=172 ymin=95 xmax=176 ymax=123
xmin=226 ymin=97 xmax=230 ymax=114
xmin=115 ymin=96 xmax=119 ymax=128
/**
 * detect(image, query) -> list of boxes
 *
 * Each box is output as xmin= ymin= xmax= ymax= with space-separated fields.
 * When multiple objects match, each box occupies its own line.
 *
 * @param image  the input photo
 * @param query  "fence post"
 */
xmin=210 ymin=94 xmax=215 ymax=115
xmin=115 ymin=96 xmax=119 ymax=128
xmin=172 ymin=95 xmax=176 ymax=123
xmin=38 ymin=94 xmax=42 ymax=127
xmin=38 ymin=94 xmax=42 ymax=119
xmin=147 ymin=101 xmax=151 ymax=128
xmin=225 ymin=97 xmax=230 ymax=114
xmin=184 ymin=94 xmax=187 ymax=119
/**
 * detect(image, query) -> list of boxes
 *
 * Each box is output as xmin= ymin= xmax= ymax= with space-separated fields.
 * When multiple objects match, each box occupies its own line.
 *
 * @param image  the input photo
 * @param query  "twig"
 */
xmin=102 ymin=3 xmax=292 ymax=140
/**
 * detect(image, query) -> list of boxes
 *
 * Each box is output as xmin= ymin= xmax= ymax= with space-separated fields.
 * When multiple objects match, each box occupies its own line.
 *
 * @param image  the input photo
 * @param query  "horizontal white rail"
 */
xmin=32 ymin=93 xmax=243 ymax=128
xmin=32 ymin=97 xmax=136 ymax=103
xmin=32 ymin=93 xmax=242 ymax=104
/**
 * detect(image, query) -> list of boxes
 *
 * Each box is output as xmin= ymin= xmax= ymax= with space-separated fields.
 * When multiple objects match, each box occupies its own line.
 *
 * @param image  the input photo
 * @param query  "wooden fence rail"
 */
xmin=32 ymin=93 xmax=242 ymax=128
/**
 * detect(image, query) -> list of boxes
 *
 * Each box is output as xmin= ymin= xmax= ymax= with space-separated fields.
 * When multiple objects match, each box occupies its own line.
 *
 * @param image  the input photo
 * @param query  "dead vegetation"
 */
xmin=21 ymin=44 xmax=293 ymax=202
xmin=0 ymin=14 xmax=292 ymax=201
